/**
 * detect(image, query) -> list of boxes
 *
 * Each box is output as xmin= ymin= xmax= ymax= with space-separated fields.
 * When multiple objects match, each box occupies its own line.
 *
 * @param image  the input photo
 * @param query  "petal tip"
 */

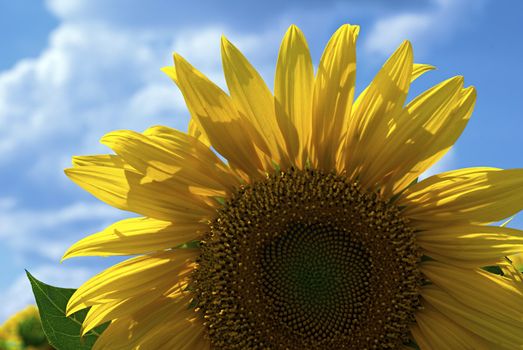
xmin=61 ymin=246 xmax=77 ymax=262
xmin=173 ymin=53 xmax=186 ymax=66
xmin=220 ymin=34 xmax=230 ymax=47
xmin=287 ymin=24 xmax=304 ymax=38
xmin=64 ymin=167 xmax=76 ymax=178
xmin=220 ymin=35 xmax=235 ymax=58
xmin=65 ymin=302 xmax=81 ymax=317
xmin=161 ymin=66 xmax=178 ymax=82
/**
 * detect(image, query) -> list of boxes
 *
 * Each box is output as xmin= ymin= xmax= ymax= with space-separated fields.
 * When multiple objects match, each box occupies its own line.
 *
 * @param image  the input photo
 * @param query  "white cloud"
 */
xmin=0 ymin=17 xmax=284 ymax=281
xmin=0 ymin=19 xmax=284 ymax=180
xmin=0 ymin=197 xmax=17 ymax=210
xmin=364 ymin=0 xmax=486 ymax=58
xmin=0 ymin=201 xmax=123 ymax=261
xmin=45 ymin=0 xmax=87 ymax=19
xmin=365 ymin=13 xmax=431 ymax=55
xmin=0 ymin=21 xmax=187 ymax=170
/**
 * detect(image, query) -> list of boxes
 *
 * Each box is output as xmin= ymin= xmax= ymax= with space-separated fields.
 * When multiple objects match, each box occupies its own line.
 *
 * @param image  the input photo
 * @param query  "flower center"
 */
xmin=191 ymin=168 xmax=421 ymax=349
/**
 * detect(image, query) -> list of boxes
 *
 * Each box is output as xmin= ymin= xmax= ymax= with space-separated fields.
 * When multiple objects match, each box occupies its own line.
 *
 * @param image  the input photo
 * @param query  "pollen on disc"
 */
xmin=191 ymin=168 xmax=422 ymax=349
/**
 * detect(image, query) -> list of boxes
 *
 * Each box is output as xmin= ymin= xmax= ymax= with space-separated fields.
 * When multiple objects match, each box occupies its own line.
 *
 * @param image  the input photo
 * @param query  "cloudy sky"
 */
xmin=0 ymin=0 xmax=522 ymax=321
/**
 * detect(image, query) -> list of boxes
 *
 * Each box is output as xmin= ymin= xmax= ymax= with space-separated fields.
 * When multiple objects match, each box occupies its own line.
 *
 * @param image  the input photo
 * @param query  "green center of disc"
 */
xmin=261 ymin=222 xmax=371 ymax=335
xmin=191 ymin=168 xmax=421 ymax=349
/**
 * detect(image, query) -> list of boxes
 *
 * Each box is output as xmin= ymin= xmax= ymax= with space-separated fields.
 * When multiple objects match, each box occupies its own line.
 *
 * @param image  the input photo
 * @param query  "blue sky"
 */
xmin=0 ymin=0 xmax=521 ymax=321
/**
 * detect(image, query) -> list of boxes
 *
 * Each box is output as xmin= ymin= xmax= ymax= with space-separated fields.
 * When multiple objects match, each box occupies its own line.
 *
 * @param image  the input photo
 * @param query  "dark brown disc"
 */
xmin=191 ymin=168 xmax=421 ymax=349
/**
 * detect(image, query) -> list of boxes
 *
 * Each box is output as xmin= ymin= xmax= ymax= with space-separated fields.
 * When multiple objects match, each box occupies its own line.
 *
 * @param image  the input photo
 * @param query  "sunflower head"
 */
xmin=193 ymin=168 xmax=422 ymax=348
xmin=62 ymin=23 xmax=523 ymax=350
xmin=0 ymin=306 xmax=49 ymax=350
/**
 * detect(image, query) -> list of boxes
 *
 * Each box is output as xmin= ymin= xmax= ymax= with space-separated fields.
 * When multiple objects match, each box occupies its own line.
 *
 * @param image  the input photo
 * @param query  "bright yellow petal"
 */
xmin=65 ymin=165 xmax=214 ymax=221
xmin=411 ymin=63 xmax=435 ymax=81
xmin=400 ymin=167 xmax=523 ymax=226
xmin=161 ymin=65 xmax=178 ymax=83
xmin=340 ymin=40 xmax=413 ymax=180
xmin=62 ymin=217 xmax=205 ymax=259
xmin=67 ymin=251 xmax=197 ymax=315
xmin=64 ymin=165 xmax=130 ymax=211
xmin=274 ymin=24 xmax=314 ymax=168
xmin=311 ymin=24 xmax=359 ymax=170
xmin=422 ymin=285 xmax=523 ymax=348
xmin=416 ymin=224 xmax=523 ymax=267
xmin=187 ymin=118 xmax=210 ymax=146
xmin=144 ymin=125 xmax=242 ymax=189
xmin=162 ymin=65 xmax=211 ymax=148
xmin=101 ymin=129 xmax=238 ymax=195
xmin=389 ymin=86 xmax=476 ymax=195
xmin=221 ymin=36 xmax=287 ymax=167
xmin=358 ymin=76 xmax=469 ymax=194
xmin=422 ymin=261 xmax=523 ymax=324
xmin=174 ymin=54 xmax=270 ymax=179
xmin=72 ymin=154 xmax=135 ymax=171
xmin=412 ymin=301 xmax=492 ymax=350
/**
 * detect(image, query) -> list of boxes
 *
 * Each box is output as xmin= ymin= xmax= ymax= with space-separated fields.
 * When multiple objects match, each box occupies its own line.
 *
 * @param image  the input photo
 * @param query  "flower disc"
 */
xmin=192 ymin=169 xmax=422 ymax=349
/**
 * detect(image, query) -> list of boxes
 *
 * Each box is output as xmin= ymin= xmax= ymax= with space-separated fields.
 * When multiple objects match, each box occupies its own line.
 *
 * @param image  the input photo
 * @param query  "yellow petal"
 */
xmin=411 ymin=63 xmax=435 ymax=81
xmin=83 ymin=295 xmax=163 ymax=336
xmin=388 ymin=85 xmax=476 ymax=195
xmin=409 ymin=324 xmax=434 ymax=350
xmin=400 ymin=167 xmax=523 ymax=226
xmin=62 ymin=217 xmax=205 ymax=259
xmin=161 ymin=65 xmax=178 ymax=83
xmin=221 ymin=35 xmax=287 ymax=167
xmin=501 ymin=259 xmax=523 ymax=293
xmin=162 ymin=317 xmax=210 ymax=350
xmin=92 ymin=293 xmax=201 ymax=350
xmin=67 ymin=251 xmax=197 ymax=315
xmin=422 ymin=285 xmax=523 ymax=348
xmin=509 ymin=252 xmax=523 ymax=271
xmin=72 ymin=154 xmax=135 ymax=171
xmin=82 ymin=278 xmax=193 ymax=336
xmin=311 ymin=24 xmax=359 ymax=170
xmin=101 ymin=129 xmax=238 ymax=194
xmin=187 ymin=118 xmax=210 ymax=147
xmin=422 ymin=261 xmax=523 ymax=324
xmin=416 ymin=224 xmax=523 ymax=267
xmin=412 ymin=301 xmax=492 ymax=350
xmin=65 ymin=165 xmax=214 ymax=221
xmin=162 ymin=65 xmax=212 ymax=149
xmin=144 ymin=125 xmax=242 ymax=188
xmin=340 ymin=40 xmax=414 ymax=180
xmin=174 ymin=54 xmax=269 ymax=179
xmin=359 ymin=76 xmax=468 ymax=194
xmin=64 ymin=165 xmax=129 ymax=211
xmin=274 ymin=25 xmax=314 ymax=168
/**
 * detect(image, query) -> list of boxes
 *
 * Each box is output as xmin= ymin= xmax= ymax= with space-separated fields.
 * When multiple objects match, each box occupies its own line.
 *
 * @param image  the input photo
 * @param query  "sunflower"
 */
xmin=62 ymin=24 xmax=523 ymax=349
xmin=0 ymin=306 xmax=51 ymax=350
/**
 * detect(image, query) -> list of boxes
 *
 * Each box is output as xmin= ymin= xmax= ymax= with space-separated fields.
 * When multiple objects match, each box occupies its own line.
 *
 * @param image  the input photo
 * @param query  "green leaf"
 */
xmin=403 ymin=339 xmax=421 ymax=349
xmin=175 ymin=240 xmax=201 ymax=249
xmin=26 ymin=270 xmax=108 ymax=350
xmin=213 ymin=196 xmax=226 ymax=205
xmin=481 ymin=265 xmax=504 ymax=275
